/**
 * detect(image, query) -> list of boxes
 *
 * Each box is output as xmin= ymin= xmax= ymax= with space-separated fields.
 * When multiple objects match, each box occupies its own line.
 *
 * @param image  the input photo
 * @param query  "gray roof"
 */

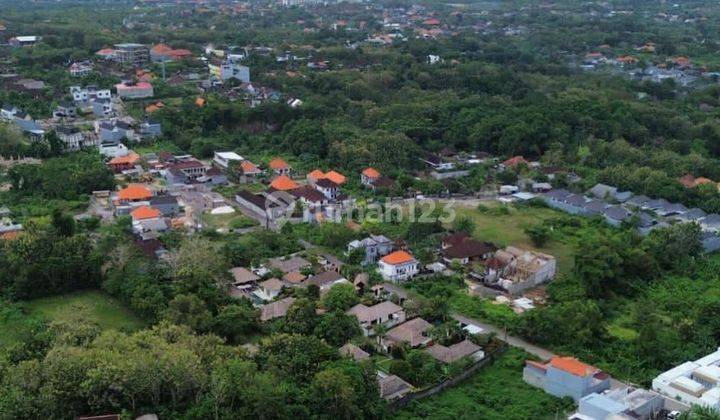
xmin=150 ymin=195 xmax=178 ymax=205
xmin=543 ymin=189 xmax=571 ymax=201
xmin=349 ymin=235 xmax=392 ymax=249
xmin=589 ymin=183 xmax=618 ymax=199
xmin=582 ymin=199 xmax=607 ymax=214
xmin=643 ymin=198 xmax=670 ymax=210
xmin=603 ymin=205 xmax=630 ymax=221
xmin=637 ymin=212 xmax=656 ymax=228
xmin=702 ymin=214 xmax=720 ymax=227
xmin=677 ymin=208 xmax=706 ymax=221
xmin=615 ymin=191 xmax=633 ymax=202
xmin=626 ymin=195 xmax=650 ymax=207
xmin=658 ymin=202 xmax=688 ymax=215
xmin=563 ymin=194 xmax=587 ymax=207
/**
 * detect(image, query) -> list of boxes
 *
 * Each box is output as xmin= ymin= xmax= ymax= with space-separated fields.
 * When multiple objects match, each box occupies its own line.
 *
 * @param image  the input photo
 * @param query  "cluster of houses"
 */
xmin=578 ymin=49 xmax=705 ymax=88
xmin=228 ymin=249 xmax=486 ymax=402
xmin=542 ymin=183 xmax=720 ymax=252
xmin=235 ymin=159 xmax=360 ymax=227
xmin=112 ymin=183 xmax=179 ymax=241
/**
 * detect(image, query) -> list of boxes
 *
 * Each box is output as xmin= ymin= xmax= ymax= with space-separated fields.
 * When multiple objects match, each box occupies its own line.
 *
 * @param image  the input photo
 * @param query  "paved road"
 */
xmin=452 ymin=313 xmax=556 ymax=360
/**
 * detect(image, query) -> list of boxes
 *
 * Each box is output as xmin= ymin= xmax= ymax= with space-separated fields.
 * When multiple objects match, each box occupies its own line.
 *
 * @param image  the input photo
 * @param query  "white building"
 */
xmin=71 ymin=86 xmax=111 ymax=103
xmin=56 ymin=126 xmax=96 ymax=152
xmin=115 ymin=82 xmax=154 ymax=99
xmin=69 ymin=62 xmax=93 ymax=77
xmin=213 ymin=151 xmax=244 ymax=170
xmin=378 ymin=250 xmax=419 ymax=282
xmin=210 ymin=60 xmax=250 ymax=82
xmin=652 ymin=347 xmax=720 ymax=410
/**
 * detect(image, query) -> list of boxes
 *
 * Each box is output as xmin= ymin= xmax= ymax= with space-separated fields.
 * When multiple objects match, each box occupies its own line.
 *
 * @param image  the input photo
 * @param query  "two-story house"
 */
xmin=347 ymin=235 xmax=394 ymax=265
xmin=378 ymin=250 xmax=419 ymax=282
xmin=523 ymin=356 xmax=611 ymax=402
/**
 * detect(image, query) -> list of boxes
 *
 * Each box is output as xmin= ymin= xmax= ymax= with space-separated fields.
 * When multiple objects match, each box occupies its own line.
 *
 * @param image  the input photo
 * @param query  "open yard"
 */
xmin=393 ymin=348 xmax=574 ymax=420
xmin=0 ymin=290 xmax=146 ymax=351
xmin=451 ymin=201 xmax=598 ymax=276
xmin=24 ymin=290 xmax=146 ymax=332
xmin=201 ymin=211 xmax=258 ymax=231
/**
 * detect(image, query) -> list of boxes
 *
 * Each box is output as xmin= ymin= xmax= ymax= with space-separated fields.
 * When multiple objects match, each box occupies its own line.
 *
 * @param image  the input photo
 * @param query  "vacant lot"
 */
xmin=393 ymin=348 xmax=574 ymax=420
xmin=24 ymin=290 xmax=146 ymax=331
xmin=1 ymin=290 xmax=145 ymax=350
xmin=451 ymin=202 xmax=593 ymax=276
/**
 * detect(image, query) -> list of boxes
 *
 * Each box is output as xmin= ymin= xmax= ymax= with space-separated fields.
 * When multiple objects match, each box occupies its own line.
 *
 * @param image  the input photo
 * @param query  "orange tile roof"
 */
xmin=241 ymin=161 xmax=260 ymax=173
xmin=324 ymin=170 xmax=346 ymax=185
xmin=131 ymin=205 xmax=162 ymax=220
xmin=362 ymin=167 xmax=380 ymax=178
xmin=195 ymin=97 xmax=206 ymax=107
xmin=694 ymin=177 xmax=715 ymax=187
xmin=152 ymin=43 xmax=173 ymax=54
xmin=269 ymin=158 xmax=289 ymax=170
xmin=381 ymin=250 xmax=415 ymax=265
xmin=109 ymin=152 xmax=140 ymax=166
xmin=270 ymin=175 xmax=299 ymax=191
xmin=307 ymin=169 xmax=325 ymax=180
xmin=118 ymin=184 xmax=152 ymax=201
xmin=503 ymin=156 xmax=528 ymax=167
xmin=550 ymin=357 xmax=597 ymax=377
xmin=0 ymin=231 xmax=20 ymax=240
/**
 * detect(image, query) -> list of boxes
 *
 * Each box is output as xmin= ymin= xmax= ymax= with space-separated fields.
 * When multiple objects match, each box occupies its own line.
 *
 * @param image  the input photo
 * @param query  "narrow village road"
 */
xmin=452 ymin=313 xmax=556 ymax=360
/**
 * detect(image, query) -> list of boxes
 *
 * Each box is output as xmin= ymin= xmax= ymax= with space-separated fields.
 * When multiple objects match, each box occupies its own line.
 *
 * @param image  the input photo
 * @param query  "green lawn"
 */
xmin=201 ymin=211 xmax=258 ymax=231
xmin=23 ymin=290 xmax=146 ymax=332
xmin=393 ymin=348 xmax=574 ymax=420
xmin=0 ymin=290 xmax=146 ymax=351
xmin=452 ymin=202 xmax=584 ymax=276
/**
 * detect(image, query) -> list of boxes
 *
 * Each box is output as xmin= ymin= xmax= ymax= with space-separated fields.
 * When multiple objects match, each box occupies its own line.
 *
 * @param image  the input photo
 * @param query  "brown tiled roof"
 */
xmin=425 ymin=340 xmax=481 ymax=363
xmin=386 ymin=318 xmax=432 ymax=347
xmin=347 ymin=301 xmax=403 ymax=323
xmin=306 ymin=270 xmax=344 ymax=287
xmin=260 ymin=297 xmax=296 ymax=321
xmin=444 ymin=239 xmax=497 ymax=259
xmin=339 ymin=343 xmax=370 ymax=361
xmin=229 ymin=267 xmax=260 ymax=284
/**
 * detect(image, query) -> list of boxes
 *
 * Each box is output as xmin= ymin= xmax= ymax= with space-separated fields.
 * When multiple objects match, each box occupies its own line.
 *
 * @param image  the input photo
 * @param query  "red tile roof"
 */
xmin=269 ymin=158 xmax=289 ymax=170
xmin=381 ymin=250 xmax=415 ymax=265
xmin=362 ymin=167 xmax=380 ymax=178
xmin=118 ymin=184 xmax=152 ymax=201
xmin=270 ymin=175 xmax=299 ymax=191
xmin=550 ymin=357 xmax=598 ymax=377
xmin=131 ymin=205 xmax=161 ymax=220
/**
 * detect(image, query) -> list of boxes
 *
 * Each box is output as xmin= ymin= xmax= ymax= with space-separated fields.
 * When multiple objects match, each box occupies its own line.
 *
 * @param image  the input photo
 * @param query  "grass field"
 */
xmin=201 ymin=211 xmax=257 ymax=231
xmin=393 ymin=348 xmax=574 ymax=420
xmin=451 ymin=202 xmax=581 ymax=276
xmin=1 ymin=290 xmax=145 ymax=350
xmin=25 ymin=290 xmax=145 ymax=332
